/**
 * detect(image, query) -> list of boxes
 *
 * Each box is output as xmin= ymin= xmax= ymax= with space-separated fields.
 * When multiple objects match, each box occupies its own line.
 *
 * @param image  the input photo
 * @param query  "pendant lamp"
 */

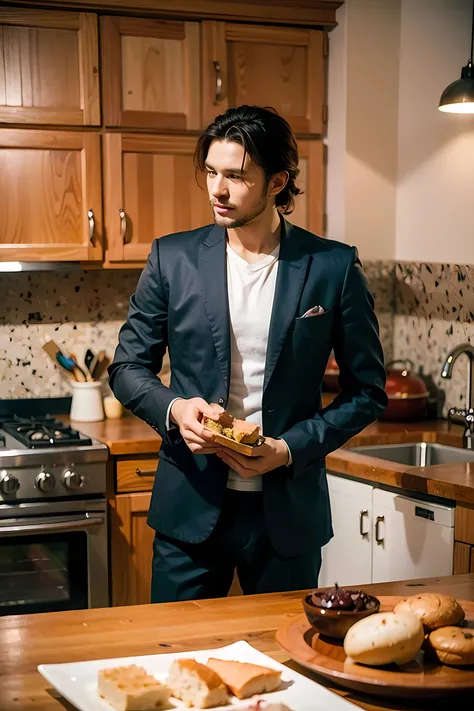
xmin=438 ymin=0 xmax=474 ymax=113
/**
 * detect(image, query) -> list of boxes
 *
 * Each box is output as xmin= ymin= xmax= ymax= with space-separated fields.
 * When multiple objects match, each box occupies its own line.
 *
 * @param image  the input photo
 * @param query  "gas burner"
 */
xmin=1 ymin=415 xmax=92 ymax=449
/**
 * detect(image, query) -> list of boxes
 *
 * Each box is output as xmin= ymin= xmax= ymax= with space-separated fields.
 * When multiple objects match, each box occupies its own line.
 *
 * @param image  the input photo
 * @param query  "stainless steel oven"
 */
xmin=0 ymin=498 xmax=108 ymax=615
xmin=0 ymin=411 xmax=109 ymax=616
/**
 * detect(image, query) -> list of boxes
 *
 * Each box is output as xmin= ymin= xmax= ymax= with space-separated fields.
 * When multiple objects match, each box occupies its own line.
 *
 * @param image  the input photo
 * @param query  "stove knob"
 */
xmin=62 ymin=469 xmax=85 ymax=491
xmin=0 ymin=470 xmax=20 ymax=495
xmin=36 ymin=471 xmax=56 ymax=492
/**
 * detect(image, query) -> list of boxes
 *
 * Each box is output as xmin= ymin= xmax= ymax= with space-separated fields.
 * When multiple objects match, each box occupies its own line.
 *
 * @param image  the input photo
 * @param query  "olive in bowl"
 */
xmin=302 ymin=583 xmax=380 ymax=640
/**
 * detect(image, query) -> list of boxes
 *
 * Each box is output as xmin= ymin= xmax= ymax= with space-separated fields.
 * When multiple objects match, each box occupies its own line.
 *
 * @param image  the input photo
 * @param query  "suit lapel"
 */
xmin=264 ymin=220 xmax=310 ymax=391
xmin=199 ymin=224 xmax=230 ymax=394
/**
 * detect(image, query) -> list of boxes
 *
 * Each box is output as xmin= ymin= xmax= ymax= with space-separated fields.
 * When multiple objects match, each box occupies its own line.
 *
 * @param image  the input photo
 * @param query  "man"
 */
xmin=109 ymin=105 xmax=387 ymax=603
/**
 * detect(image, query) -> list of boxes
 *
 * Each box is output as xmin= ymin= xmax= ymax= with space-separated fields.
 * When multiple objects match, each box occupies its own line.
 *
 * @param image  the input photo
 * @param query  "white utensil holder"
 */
xmin=70 ymin=382 xmax=104 ymax=422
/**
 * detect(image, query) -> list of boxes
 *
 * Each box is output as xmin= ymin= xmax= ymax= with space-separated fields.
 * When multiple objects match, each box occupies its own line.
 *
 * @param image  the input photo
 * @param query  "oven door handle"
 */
xmin=0 ymin=514 xmax=105 ymax=536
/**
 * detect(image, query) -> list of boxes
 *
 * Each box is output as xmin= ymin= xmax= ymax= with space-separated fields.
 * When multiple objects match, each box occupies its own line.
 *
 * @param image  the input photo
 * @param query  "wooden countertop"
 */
xmin=1 ymin=574 xmax=473 ymax=711
xmin=327 ymin=419 xmax=474 ymax=505
xmin=65 ymin=413 xmax=162 ymax=455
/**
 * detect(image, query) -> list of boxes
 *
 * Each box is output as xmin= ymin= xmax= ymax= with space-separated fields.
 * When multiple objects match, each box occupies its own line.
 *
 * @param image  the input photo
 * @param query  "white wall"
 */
xmin=327 ymin=0 xmax=474 ymax=264
xmin=327 ymin=0 xmax=401 ymax=260
xmin=396 ymin=0 xmax=474 ymax=263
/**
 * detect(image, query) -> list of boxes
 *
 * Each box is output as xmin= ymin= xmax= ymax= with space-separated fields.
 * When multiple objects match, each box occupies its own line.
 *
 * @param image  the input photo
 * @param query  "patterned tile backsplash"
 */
xmin=393 ymin=262 xmax=474 ymax=416
xmin=0 ymin=259 xmax=472 ymax=417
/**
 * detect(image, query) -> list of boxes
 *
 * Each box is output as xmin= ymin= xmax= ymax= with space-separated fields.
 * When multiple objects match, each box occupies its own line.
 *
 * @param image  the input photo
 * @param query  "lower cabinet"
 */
xmin=319 ymin=473 xmax=456 ymax=587
xmin=109 ymin=453 xmax=159 ymax=606
xmin=109 ymin=453 xmax=243 ymax=606
xmin=110 ymin=491 xmax=154 ymax=606
xmin=453 ymin=503 xmax=474 ymax=574
xmin=319 ymin=475 xmax=373 ymax=587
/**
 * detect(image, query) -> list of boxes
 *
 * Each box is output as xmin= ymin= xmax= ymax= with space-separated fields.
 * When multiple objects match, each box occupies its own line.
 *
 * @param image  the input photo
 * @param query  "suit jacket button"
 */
xmin=218 ymin=398 xmax=224 ymax=405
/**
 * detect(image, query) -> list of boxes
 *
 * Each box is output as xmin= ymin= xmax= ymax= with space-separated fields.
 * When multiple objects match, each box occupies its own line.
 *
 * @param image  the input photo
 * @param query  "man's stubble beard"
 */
xmin=211 ymin=194 xmax=269 ymax=229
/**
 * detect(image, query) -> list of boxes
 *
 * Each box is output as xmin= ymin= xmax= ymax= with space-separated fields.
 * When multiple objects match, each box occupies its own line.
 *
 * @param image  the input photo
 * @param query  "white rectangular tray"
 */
xmin=38 ymin=640 xmax=361 ymax=711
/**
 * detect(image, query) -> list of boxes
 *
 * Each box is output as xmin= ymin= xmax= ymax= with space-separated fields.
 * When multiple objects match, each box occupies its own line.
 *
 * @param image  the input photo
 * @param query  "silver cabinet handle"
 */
xmin=359 ymin=510 xmax=369 ymax=537
xmin=375 ymin=515 xmax=385 ymax=545
xmin=119 ymin=208 xmax=129 ymax=244
xmin=88 ymin=209 xmax=95 ymax=244
xmin=213 ymin=60 xmax=223 ymax=105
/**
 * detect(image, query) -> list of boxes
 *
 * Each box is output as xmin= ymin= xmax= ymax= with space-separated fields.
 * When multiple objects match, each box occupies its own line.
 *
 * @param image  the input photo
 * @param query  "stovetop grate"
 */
xmin=0 ymin=415 xmax=93 ymax=449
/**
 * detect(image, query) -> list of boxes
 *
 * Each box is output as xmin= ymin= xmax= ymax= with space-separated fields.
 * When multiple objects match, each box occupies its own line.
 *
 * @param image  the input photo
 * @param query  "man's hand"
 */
xmin=170 ymin=398 xmax=223 ymax=454
xmin=216 ymin=437 xmax=289 ymax=477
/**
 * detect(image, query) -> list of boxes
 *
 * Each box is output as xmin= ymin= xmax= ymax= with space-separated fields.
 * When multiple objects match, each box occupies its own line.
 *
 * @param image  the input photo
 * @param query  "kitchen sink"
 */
xmin=348 ymin=442 xmax=474 ymax=467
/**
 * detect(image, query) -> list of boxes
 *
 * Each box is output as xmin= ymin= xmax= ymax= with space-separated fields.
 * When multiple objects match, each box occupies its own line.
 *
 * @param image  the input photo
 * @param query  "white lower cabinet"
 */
xmin=319 ymin=474 xmax=373 ymax=587
xmin=319 ymin=473 xmax=455 ymax=587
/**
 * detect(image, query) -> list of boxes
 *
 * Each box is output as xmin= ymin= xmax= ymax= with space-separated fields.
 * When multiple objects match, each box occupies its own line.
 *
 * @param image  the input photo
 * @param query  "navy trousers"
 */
xmin=151 ymin=489 xmax=321 ymax=603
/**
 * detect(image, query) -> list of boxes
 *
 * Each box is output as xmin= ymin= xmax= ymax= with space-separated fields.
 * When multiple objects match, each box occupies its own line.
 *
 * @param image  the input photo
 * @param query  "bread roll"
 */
xmin=98 ymin=664 xmax=170 ymax=711
xmin=343 ymin=612 xmax=424 ymax=666
xmin=206 ymin=658 xmax=281 ymax=699
xmin=428 ymin=626 xmax=474 ymax=666
xmin=166 ymin=658 xmax=229 ymax=708
xmin=394 ymin=593 xmax=465 ymax=631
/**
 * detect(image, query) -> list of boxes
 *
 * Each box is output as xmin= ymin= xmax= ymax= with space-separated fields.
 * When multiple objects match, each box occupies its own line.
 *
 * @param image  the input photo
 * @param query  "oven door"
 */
xmin=0 ymin=499 xmax=108 ymax=615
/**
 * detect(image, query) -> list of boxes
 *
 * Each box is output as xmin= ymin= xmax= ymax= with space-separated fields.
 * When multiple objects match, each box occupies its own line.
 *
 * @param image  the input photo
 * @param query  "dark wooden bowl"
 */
xmin=302 ymin=590 xmax=380 ymax=640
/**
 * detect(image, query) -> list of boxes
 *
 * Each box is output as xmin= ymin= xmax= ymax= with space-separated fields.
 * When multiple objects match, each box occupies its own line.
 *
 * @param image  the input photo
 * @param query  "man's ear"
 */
xmin=268 ymin=171 xmax=289 ymax=197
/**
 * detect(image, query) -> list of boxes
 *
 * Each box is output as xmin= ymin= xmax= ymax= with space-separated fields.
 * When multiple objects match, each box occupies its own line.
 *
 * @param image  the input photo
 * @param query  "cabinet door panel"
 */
xmin=202 ymin=22 xmax=325 ymax=134
xmin=290 ymin=139 xmax=325 ymax=235
xmin=0 ymin=130 xmax=102 ymax=262
xmin=101 ymin=16 xmax=200 ymax=130
xmin=0 ymin=9 xmax=99 ymax=125
xmin=105 ymin=133 xmax=210 ymax=263
xmin=319 ymin=474 xmax=373 ymax=587
xmin=110 ymin=492 xmax=154 ymax=606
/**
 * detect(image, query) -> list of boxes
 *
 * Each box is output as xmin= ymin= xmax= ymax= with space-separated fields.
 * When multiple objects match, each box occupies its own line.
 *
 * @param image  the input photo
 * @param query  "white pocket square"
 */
xmin=301 ymin=305 xmax=326 ymax=318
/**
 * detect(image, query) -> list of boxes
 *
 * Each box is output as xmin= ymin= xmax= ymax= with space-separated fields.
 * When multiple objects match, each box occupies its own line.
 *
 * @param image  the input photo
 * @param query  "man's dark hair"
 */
xmin=194 ymin=105 xmax=301 ymax=214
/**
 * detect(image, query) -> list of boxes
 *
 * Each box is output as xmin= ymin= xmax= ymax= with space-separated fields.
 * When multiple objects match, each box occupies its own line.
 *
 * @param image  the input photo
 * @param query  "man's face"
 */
xmin=205 ymin=139 xmax=271 ymax=228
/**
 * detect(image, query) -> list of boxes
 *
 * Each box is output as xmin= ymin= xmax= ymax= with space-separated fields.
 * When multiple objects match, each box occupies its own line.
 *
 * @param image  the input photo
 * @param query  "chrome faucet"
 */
xmin=441 ymin=343 xmax=474 ymax=449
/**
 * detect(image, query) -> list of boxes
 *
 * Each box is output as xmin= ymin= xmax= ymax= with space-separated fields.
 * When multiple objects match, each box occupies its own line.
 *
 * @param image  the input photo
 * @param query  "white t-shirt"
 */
xmin=226 ymin=242 xmax=280 ymax=491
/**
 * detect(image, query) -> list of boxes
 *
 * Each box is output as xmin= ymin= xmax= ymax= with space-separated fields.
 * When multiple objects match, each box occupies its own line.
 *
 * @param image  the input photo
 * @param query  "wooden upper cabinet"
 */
xmin=104 ymin=133 xmax=210 ymax=262
xmin=101 ymin=16 xmax=201 ymax=130
xmin=202 ymin=22 xmax=326 ymax=134
xmin=290 ymin=139 xmax=325 ymax=236
xmin=0 ymin=129 xmax=103 ymax=262
xmin=0 ymin=8 xmax=100 ymax=126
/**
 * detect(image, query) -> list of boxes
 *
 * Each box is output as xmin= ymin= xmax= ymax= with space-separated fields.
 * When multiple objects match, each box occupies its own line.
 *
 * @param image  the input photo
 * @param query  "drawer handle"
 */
xmin=135 ymin=468 xmax=155 ymax=477
xmin=359 ymin=510 xmax=369 ymax=537
xmin=88 ymin=209 xmax=95 ymax=244
xmin=213 ymin=60 xmax=223 ymax=105
xmin=120 ymin=208 xmax=129 ymax=244
xmin=375 ymin=515 xmax=385 ymax=545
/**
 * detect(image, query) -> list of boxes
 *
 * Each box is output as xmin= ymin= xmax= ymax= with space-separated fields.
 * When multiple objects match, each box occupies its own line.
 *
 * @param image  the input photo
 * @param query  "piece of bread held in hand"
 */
xmin=394 ymin=593 xmax=465 ymax=631
xmin=203 ymin=409 xmax=261 ymax=446
xmin=98 ymin=664 xmax=170 ymax=711
xmin=206 ymin=658 xmax=282 ymax=699
xmin=166 ymin=658 xmax=229 ymax=708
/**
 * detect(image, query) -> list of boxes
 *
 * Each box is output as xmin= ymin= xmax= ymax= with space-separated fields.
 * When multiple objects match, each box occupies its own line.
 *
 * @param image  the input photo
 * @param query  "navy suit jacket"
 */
xmin=109 ymin=219 xmax=387 ymax=556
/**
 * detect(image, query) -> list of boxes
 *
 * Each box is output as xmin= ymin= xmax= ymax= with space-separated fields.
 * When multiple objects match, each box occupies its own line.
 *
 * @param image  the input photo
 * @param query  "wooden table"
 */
xmin=1 ymin=574 xmax=473 ymax=711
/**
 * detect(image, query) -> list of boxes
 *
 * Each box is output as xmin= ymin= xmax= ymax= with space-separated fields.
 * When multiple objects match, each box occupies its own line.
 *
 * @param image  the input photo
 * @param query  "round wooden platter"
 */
xmin=275 ymin=596 xmax=474 ymax=699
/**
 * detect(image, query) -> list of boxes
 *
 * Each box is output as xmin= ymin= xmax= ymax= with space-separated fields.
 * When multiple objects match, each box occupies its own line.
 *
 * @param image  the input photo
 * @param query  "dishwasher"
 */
xmin=371 ymin=488 xmax=455 ymax=584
